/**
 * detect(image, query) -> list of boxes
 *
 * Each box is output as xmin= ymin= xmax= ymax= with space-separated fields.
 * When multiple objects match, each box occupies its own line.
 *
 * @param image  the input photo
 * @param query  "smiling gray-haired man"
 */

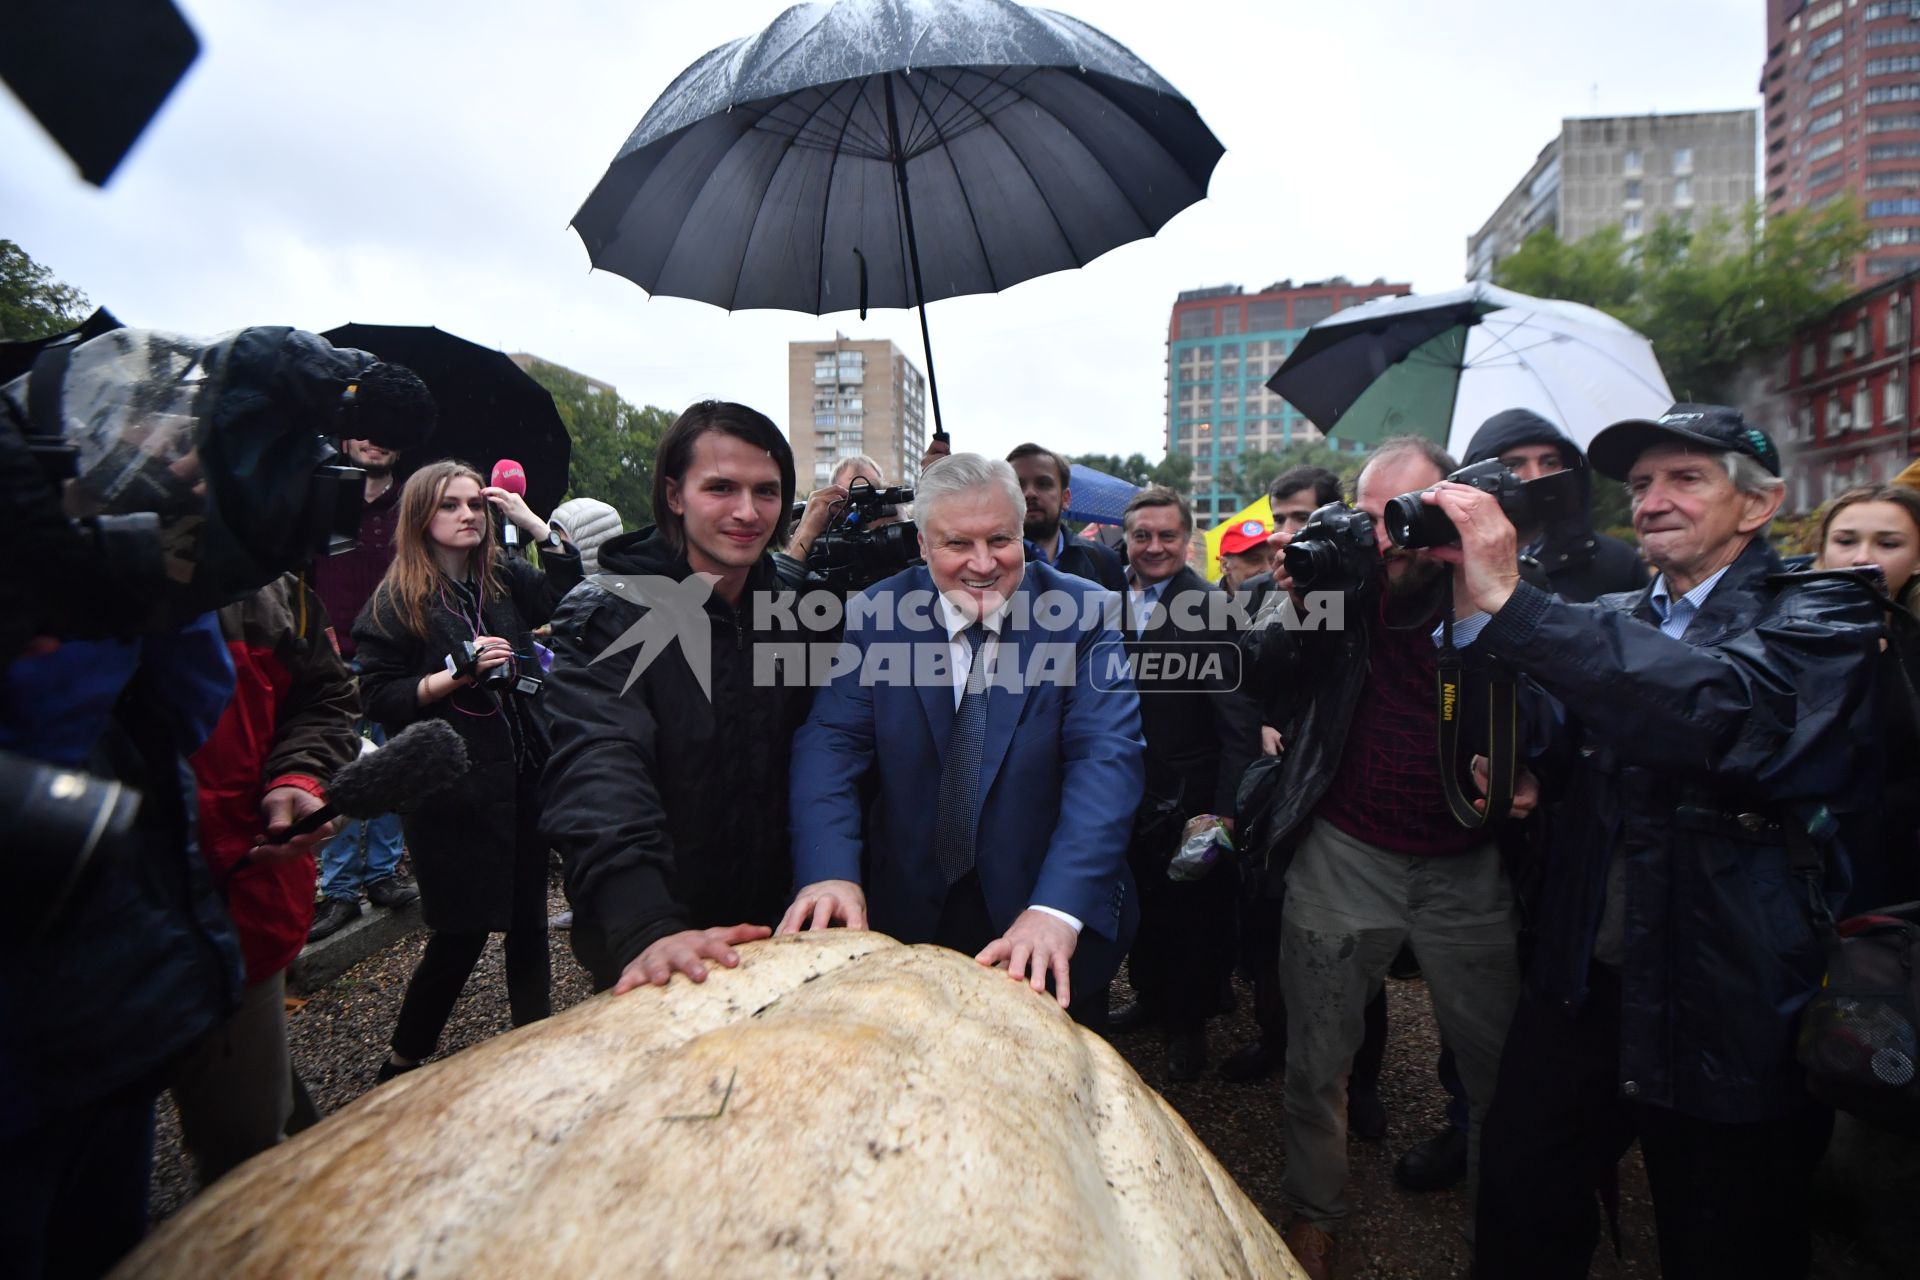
xmin=781 ymin=453 xmax=1144 ymax=1028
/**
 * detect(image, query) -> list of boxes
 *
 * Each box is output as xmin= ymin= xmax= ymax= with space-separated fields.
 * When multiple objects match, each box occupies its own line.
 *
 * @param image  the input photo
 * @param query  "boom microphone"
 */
xmin=278 ymin=719 xmax=469 ymax=839
xmin=491 ymin=458 xmax=527 ymax=547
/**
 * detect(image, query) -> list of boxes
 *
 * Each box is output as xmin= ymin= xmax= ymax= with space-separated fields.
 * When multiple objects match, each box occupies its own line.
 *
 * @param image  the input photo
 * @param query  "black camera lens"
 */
xmin=1281 ymin=539 xmax=1339 ymax=592
xmin=1383 ymin=493 xmax=1459 ymax=549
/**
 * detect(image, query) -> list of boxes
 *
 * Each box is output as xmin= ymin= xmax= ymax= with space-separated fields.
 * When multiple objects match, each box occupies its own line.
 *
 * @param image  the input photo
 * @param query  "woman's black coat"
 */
xmin=352 ymin=550 xmax=579 ymax=931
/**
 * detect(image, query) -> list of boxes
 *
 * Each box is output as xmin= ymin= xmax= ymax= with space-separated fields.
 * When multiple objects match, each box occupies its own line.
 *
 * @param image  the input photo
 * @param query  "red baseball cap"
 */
xmin=1219 ymin=518 xmax=1270 ymax=556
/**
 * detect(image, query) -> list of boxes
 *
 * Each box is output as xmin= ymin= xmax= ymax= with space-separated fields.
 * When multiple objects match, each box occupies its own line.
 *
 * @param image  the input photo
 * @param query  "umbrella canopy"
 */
xmin=321 ymin=324 xmax=573 ymax=518
xmin=1266 ymin=283 xmax=1675 ymax=459
xmin=1064 ymin=462 xmax=1142 ymax=526
xmin=575 ymin=0 xmax=1223 ymax=435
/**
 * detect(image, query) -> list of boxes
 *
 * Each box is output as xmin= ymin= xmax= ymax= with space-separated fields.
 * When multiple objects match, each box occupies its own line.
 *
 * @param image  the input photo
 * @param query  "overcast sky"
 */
xmin=3 ymin=0 xmax=1760 ymax=474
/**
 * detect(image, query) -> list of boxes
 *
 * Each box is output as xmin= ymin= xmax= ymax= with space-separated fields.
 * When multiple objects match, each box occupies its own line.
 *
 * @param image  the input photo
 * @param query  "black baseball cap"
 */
xmin=1586 ymin=404 xmax=1782 ymax=481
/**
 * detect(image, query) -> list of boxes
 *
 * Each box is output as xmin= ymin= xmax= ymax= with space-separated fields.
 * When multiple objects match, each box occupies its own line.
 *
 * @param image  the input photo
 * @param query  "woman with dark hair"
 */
xmin=540 ymin=401 xmax=823 ymax=993
xmin=1817 ymin=484 xmax=1920 ymax=906
xmin=352 ymin=459 xmax=580 ymax=1080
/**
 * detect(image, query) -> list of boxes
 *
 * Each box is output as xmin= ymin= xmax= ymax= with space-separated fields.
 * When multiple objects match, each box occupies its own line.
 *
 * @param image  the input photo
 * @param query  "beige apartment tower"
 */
xmin=787 ymin=337 xmax=928 ymax=491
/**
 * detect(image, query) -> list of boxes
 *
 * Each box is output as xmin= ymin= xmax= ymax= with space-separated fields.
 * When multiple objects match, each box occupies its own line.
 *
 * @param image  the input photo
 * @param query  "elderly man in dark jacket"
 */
xmin=1428 ymin=405 xmax=1883 ymax=1280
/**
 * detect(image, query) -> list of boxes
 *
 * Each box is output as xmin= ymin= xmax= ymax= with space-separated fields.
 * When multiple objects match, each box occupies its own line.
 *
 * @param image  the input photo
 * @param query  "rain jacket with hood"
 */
xmin=1462 ymin=409 xmax=1646 ymax=604
xmin=538 ymin=528 xmax=820 ymax=987
xmin=1480 ymin=541 xmax=1883 ymax=1122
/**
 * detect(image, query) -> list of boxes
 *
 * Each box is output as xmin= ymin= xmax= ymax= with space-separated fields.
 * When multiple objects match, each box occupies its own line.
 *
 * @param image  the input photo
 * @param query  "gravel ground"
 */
xmin=148 ymin=873 xmax=1890 ymax=1279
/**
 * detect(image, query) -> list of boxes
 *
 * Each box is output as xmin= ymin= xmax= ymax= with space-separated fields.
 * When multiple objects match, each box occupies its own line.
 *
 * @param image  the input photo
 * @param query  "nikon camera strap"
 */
xmin=1436 ymin=578 xmax=1519 ymax=829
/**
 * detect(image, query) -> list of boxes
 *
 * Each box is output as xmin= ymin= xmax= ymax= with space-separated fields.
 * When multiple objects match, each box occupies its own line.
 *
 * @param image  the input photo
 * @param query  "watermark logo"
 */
xmin=580 ymin=578 xmax=1345 ymax=699
xmin=589 ymin=573 xmax=718 ymax=697
xmin=1089 ymin=640 xmax=1243 ymax=694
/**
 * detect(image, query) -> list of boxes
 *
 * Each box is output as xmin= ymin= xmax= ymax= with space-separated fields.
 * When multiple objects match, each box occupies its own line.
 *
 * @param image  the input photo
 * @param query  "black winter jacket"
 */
xmin=539 ymin=529 xmax=818 ymax=988
xmin=353 ymin=550 xmax=580 ymax=932
xmin=1476 ymin=539 xmax=1883 ymax=1123
xmin=1236 ymin=579 xmax=1492 ymax=868
xmin=1462 ymin=409 xmax=1647 ymax=604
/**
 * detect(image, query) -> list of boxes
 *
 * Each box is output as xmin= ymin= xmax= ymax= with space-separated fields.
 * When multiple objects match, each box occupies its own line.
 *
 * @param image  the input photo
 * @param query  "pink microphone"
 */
xmin=491 ymin=459 xmax=528 ymax=546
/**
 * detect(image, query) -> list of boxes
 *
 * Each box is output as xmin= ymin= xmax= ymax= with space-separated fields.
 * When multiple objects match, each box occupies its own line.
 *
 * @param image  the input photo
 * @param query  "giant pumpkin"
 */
xmin=118 ymin=933 xmax=1300 ymax=1278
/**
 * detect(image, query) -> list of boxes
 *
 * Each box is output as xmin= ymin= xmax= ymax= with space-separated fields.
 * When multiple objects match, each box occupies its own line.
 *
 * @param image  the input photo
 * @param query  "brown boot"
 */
xmin=1283 ymin=1220 xmax=1336 ymax=1280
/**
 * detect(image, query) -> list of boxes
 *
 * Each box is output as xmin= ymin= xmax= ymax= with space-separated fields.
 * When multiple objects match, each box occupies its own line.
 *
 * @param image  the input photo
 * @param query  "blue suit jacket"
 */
xmin=789 ymin=561 xmax=1144 ymax=953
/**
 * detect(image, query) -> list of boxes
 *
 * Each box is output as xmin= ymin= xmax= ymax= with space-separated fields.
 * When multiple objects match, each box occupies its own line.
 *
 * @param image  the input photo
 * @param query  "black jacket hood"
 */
xmin=1464 ymin=408 xmax=1594 ymax=520
xmin=594 ymin=524 xmax=688 ymax=578
xmin=1464 ymin=408 xmax=1584 ymax=475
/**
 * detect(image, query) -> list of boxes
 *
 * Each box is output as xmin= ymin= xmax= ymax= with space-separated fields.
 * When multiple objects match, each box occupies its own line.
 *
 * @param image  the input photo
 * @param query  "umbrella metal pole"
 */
xmin=883 ymin=73 xmax=947 ymax=441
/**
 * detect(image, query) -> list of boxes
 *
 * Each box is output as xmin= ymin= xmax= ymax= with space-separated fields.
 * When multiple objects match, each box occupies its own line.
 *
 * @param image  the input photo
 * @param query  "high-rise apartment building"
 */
xmin=786 ymin=337 xmax=928 ymax=491
xmin=1166 ymin=278 xmax=1411 ymax=522
xmin=1763 ymin=0 xmax=1920 ymax=284
xmin=1467 ymin=112 xmax=1757 ymax=281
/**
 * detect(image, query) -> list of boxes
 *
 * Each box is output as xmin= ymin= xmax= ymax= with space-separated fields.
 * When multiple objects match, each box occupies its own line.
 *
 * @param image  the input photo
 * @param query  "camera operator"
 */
xmin=1434 ymin=407 xmax=1883 ymax=1280
xmin=1237 ymin=436 xmax=1527 ymax=1280
xmin=785 ymin=455 xmax=897 ymax=563
xmin=0 ymin=323 xmax=435 ymax=1277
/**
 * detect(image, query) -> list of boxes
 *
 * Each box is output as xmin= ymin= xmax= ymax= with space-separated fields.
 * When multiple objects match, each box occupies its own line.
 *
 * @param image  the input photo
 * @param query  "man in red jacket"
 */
xmin=172 ymin=573 xmax=360 ymax=1182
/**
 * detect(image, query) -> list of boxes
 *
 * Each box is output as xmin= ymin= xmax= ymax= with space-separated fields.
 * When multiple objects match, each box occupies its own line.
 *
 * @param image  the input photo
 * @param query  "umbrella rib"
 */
xmin=898 ymin=70 xmax=1002 ymax=293
xmin=812 ymin=78 xmax=871 ymax=313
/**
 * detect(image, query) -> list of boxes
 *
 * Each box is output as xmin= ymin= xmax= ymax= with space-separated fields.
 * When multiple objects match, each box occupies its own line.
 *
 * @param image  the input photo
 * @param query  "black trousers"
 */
xmin=933 ymin=874 xmax=1111 ymax=1035
xmin=1476 ymin=965 xmax=1831 ymax=1280
xmin=390 ymin=777 xmax=551 ymax=1061
xmin=1126 ymin=840 xmax=1236 ymax=1034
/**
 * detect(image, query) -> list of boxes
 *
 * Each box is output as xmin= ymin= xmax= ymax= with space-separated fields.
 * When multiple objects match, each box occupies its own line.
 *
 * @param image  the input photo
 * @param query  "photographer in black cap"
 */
xmin=1429 ymin=405 xmax=1883 ymax=1280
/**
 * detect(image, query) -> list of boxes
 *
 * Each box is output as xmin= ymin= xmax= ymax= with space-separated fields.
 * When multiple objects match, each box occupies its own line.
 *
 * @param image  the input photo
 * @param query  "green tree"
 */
xmin=1494 ymin=201 xmax=1866 ymax=403
xmin=520 ymin=359 xmax=668 ymax=526
xmin=1067 ymin=450 xmax=1194 ymax=491
xmin=0 ymin=240 xmax=90 ymax=340
xmin=1218 ymin=442 xmax=1365 ymax=511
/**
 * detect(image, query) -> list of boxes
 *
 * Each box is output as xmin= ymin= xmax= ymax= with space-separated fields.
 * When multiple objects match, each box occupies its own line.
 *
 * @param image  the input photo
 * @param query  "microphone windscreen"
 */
xmin=490 ymin=459 xmax=527 ymax=496
xmin=325 ymin=720 xmax=469 ymax=819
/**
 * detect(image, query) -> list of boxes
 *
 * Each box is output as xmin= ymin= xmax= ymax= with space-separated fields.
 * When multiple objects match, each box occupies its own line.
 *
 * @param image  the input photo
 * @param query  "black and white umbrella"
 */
xmin=573 ymin=0 xmax=1223 ymax=435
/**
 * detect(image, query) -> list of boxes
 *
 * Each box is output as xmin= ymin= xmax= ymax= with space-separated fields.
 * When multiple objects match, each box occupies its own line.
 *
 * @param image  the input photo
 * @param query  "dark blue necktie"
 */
xmin=932 ymin=623 xmax=989 ymax=886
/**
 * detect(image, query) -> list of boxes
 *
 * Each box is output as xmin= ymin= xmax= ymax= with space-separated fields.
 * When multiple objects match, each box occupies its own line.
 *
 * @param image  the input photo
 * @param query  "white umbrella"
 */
xmin=1266 ymin=282 xmax=1675 ymax=458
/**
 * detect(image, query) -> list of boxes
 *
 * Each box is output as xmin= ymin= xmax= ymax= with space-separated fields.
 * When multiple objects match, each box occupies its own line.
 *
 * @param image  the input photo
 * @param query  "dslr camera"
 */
xmin=797 ymin=478 xmax=922 ymax=593
xmin=1281 ymin=502 xmax=1382 ymax=595
xmin=1383 ymin=459 xmax=1581 ymax=549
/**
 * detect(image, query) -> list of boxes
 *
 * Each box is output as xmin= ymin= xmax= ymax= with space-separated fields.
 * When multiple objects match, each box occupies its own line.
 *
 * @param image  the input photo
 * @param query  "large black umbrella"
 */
xmin=573 ymin=0 xmax=1222 ymax=435
xmin=321 ymin=324 xmax=572 ymax=517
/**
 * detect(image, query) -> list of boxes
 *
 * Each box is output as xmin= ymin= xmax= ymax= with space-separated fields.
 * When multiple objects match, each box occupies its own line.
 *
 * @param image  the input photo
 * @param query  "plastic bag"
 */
xmin=1169 ymin=814 xmax=1232 ymax=882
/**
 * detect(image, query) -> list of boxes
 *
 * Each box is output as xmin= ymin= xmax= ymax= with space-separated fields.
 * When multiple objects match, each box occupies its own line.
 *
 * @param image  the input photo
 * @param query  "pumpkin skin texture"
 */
xmin=117 ymin=933 xmax=1301 ymax=1279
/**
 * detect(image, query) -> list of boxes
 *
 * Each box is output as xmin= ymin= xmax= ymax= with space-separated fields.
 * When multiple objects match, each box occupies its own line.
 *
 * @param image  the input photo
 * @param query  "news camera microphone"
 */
xmin=277 ymin=719 xmax=470 ymax=840
xmin=491 ymin=458 xmax=527 ymax=547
